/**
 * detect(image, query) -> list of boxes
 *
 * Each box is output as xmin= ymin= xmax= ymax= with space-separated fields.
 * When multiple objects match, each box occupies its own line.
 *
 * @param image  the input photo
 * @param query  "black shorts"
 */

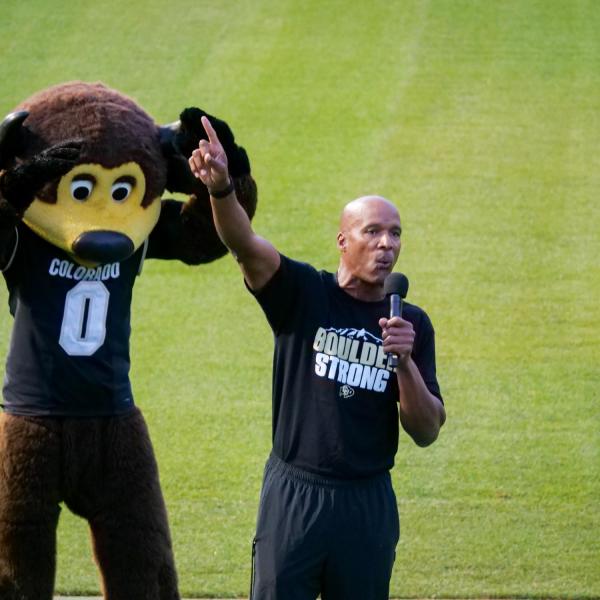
xmin=250 ymin=453 xmax=400 ymax=600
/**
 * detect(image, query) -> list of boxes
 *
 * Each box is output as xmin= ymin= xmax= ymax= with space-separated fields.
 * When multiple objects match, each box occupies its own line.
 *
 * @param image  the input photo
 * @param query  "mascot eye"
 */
xmin=111 ymin=179 xmax=134 ymax=202
xmin=70 ymin=179 xmax=94 ymax=201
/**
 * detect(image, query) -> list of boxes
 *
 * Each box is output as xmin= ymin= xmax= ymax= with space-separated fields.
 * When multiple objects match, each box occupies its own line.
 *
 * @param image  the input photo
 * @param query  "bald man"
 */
xmin=189 ymin=118 xmax=445 ymax=600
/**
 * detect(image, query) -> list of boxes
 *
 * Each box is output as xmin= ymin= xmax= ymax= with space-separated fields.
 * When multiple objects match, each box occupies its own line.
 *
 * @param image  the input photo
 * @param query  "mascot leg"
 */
xmin=0 ymin=414 xmax=61 ymax=600
xmin=63 ymin=408 xmax=179 ymax=600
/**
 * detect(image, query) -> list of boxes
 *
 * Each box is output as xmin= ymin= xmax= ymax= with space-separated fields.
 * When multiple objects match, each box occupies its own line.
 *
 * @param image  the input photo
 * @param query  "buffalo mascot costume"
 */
xmin=0 ymin=82 xmax=256 ymax=600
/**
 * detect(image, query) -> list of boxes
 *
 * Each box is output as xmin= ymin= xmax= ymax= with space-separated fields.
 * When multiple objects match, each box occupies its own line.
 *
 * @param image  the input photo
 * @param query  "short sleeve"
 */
xmin=412 ymin=310 xmax=443 ymax=403
xmin=249 ymin=255 xmax=318 ymax=335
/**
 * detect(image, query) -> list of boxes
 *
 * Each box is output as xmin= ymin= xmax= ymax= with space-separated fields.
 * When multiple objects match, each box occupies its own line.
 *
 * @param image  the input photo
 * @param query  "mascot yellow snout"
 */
xmin=25 ymin=161 xmax=160 ymax=264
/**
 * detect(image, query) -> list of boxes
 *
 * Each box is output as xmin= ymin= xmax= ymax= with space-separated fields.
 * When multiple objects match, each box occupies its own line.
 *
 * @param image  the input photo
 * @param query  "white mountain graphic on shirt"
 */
xmin=324 ymin=327 xmax=382 ymax=344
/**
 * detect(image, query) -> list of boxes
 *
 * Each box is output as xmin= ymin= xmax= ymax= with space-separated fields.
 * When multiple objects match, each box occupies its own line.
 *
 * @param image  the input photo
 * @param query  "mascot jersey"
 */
xmin=3 ymin=222 xmax=156 ymax=417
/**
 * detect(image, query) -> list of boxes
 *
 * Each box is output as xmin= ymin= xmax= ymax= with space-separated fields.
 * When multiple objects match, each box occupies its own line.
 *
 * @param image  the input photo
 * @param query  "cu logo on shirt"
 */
xmin=339 ymin=385 xmax=355 ymax=399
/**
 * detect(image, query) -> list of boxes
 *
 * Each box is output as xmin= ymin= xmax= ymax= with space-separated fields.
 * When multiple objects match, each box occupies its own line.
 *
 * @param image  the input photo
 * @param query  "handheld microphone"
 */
xmin=383 ymin=272 xmax=409 ymax=369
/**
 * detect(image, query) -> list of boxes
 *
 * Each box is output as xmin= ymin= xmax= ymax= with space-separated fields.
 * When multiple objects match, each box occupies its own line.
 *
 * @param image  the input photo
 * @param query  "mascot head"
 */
xmin=0 ymin=81 xmax=255 ymax=265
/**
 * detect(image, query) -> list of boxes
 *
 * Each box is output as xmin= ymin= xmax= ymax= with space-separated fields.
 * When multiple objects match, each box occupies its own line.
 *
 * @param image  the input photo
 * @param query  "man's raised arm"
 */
xmin=188 ymin=116 xmax=280 ymax=291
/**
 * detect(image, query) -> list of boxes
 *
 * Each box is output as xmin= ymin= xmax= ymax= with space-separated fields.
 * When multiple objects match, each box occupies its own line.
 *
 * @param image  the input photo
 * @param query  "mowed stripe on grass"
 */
xmin=1 ymin=0 xmax=599 ymax=598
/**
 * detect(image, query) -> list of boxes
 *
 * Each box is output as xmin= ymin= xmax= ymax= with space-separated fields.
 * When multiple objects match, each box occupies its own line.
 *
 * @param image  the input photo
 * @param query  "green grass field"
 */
xmin=1 ymin=0 xmax=599 ymax=597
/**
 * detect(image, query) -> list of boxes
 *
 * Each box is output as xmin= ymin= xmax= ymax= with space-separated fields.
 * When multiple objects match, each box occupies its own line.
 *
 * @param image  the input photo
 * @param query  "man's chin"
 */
xmin=374 ymin=264 xmax=393 ymax=278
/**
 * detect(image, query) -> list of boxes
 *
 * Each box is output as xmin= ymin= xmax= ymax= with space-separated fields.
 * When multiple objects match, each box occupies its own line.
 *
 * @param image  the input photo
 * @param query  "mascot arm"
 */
xmin=146 ymin=174 xmax=257 ymax=264
xmin=151 ymin=107 xmax=257 ymax=264
xmin=0 ymin=141 xmax=80 ymax=267
xmin=146 ymin=197 xmax=225 ymax=263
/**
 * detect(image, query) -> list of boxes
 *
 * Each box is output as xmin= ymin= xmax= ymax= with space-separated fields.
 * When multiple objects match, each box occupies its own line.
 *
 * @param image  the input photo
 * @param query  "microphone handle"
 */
xmin=388 ymin=294 xmax=404 ymax=369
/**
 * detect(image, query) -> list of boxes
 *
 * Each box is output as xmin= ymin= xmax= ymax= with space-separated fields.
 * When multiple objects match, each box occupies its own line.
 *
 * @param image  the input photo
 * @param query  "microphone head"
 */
xmin=384 ymin=272 xmax=409 ymax=298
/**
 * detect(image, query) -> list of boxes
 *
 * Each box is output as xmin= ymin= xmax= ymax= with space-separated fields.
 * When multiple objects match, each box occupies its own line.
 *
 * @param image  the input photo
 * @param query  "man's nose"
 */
xmin=378 ymin=232 xmax=393 ymax=248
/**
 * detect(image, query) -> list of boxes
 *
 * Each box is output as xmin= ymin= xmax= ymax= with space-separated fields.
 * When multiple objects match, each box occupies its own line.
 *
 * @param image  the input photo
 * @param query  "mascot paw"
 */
xmin=178 ymin=107 xmax=250 ymax=178
xmin=0 ymin=140 xmax=82 ymax=213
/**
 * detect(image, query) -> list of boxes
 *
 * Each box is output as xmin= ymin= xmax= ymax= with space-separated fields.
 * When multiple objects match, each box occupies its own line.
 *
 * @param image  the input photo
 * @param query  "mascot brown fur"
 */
xmin=0 ymin=82 xmax=256 ymax=600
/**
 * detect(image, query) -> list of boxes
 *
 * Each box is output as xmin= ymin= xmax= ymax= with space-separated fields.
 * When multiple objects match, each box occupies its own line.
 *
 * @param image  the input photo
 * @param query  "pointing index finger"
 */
xmin=201 ymin=115 xmax=219 ymax=145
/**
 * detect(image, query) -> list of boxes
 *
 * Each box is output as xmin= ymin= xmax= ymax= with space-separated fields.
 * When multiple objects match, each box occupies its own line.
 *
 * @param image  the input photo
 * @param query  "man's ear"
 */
xmin=337 ymin=232 xmax=346 ymax=252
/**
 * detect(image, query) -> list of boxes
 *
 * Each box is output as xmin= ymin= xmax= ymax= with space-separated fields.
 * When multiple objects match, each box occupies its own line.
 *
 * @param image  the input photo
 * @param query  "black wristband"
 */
xmin=209 ymin=179 xmax=235 ymax=199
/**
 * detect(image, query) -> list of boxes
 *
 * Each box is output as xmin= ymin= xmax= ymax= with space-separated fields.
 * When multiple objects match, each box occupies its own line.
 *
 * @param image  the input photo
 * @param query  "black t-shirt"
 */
xmin=253 ymin=255 xmax=442 ymax=479
xmin=2 ymin=224 xmax=142 ymax=416
xmin=1 ymin=200 xmax=207 ymax=417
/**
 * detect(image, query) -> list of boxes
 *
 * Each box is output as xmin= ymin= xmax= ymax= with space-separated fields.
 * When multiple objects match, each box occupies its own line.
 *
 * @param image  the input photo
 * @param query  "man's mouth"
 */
xmin=375 ymin=257 xmax=393 ymax=270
